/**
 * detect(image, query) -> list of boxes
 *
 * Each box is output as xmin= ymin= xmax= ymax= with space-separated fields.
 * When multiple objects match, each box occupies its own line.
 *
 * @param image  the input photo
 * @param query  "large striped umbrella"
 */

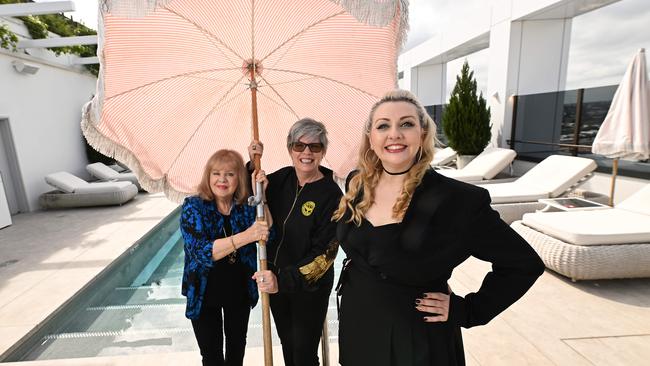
xmin=82 ymin=0 xmax=409 ymax=202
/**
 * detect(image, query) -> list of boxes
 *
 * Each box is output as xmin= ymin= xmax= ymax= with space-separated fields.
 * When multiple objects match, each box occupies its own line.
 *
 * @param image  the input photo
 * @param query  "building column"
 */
xmin=411 ymin=63 xmax=446 ymax=107
xmin=487 ymin=17 xmax=572 ymax=147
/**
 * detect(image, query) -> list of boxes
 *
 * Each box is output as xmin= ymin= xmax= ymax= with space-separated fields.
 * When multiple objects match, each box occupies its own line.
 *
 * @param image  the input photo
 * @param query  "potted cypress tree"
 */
xmin=442 ymin=61 xmax=492 ymax=168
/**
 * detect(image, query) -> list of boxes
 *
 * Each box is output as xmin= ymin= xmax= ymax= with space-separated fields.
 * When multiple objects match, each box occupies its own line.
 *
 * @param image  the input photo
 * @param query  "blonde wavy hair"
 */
xmin=333 ymin=89 xmax=436 ymax=226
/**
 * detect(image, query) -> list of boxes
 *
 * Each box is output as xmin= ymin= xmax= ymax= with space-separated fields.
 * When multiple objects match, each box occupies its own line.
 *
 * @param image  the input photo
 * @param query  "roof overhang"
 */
xmin=0 ymin=1 xmax=75 ymax=17
xmin=17 ymin=36 xmax=98 ymax=49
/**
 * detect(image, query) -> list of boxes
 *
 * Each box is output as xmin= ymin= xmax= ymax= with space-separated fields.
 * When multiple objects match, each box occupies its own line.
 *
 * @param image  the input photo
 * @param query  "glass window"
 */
xmin=512 ymin=85 xmax=649 ymax=179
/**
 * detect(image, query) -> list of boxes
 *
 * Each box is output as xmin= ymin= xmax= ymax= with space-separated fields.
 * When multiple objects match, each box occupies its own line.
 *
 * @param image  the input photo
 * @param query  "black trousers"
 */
xmin=270 ymin=283 xmax=332 ymax=366
xmin=191 ymin=300 xmax=251 ymax=366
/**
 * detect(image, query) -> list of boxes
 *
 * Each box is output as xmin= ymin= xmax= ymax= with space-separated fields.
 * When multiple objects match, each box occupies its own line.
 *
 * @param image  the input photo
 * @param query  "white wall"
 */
xmin=0 ymin=51 xmax=97 ymax=211
xmin=486 ymin=20 xmax=522 ymax=147
xmin=412 ymin=63 xmax=446 ymax=106
xmin=517 ymin=19 xmax=571 ymax=95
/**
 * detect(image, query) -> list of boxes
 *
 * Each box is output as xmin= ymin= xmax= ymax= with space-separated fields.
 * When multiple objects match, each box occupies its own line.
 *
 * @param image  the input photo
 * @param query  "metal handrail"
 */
xmin=508 ymin=139 xmax=593 ymax=151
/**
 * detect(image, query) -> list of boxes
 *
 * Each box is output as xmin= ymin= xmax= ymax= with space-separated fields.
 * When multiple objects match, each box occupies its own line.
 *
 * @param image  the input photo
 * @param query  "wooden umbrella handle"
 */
xmin=250 ymin=68 xmax=273 ymax=366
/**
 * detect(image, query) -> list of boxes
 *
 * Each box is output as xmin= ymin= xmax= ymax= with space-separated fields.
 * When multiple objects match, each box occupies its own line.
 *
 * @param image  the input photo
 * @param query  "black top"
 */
xmin=203 ymin=215 xmax=247 ymax=306
xmin=337 ymin=169 xmax=545 ymax=366
xmin=265 ymin=166 xmax=343 ymax=293
xmin=348 ymin=219 xmax=401 ymax=267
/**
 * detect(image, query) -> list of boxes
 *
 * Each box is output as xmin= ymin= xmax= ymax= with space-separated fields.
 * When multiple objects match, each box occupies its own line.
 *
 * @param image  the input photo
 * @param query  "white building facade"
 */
xmin=1 ymin=16 xmax=97 ymax=215
xmin=398 ymin=0 xmax=648 ymax=203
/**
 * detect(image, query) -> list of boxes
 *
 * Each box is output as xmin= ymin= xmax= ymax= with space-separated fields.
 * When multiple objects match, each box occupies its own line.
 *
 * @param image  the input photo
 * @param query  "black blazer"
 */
xmin=338 ymin=168 xmax=545 ymax=328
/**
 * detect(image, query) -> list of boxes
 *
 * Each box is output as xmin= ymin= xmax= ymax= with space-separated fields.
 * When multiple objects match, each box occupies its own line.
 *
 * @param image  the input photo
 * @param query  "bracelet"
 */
xmin=229 ymin=235 xmax=237 ymax=252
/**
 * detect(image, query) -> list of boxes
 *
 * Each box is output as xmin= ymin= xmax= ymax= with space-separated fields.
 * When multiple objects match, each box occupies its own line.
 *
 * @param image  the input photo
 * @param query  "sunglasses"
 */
xmin=291 ymin=142 xmax=324 ymax=153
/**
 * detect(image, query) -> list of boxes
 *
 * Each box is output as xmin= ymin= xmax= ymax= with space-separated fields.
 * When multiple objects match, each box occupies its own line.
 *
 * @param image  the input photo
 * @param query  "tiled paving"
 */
xmin=1 ymin=192 xmax=649 ymax=365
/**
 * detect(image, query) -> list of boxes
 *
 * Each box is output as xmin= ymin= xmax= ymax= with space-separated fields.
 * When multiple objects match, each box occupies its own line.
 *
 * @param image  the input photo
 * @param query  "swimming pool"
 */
xmin=4 ymin=207 xmax=341 ymax=361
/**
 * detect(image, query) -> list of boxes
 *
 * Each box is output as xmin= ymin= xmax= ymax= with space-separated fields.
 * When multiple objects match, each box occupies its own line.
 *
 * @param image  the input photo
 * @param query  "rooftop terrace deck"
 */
xmin=0 ymin=192 xmax=648 ymax=365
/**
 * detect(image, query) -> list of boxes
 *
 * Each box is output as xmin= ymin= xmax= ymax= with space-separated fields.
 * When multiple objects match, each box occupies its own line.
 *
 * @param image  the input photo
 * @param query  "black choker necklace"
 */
xmin=383 ymin=165 xmax=412 ymax=175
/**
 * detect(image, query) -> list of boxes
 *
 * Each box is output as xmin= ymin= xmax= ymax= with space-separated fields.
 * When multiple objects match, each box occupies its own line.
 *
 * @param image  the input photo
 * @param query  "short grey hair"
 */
xmin=286 ymin=118 xmax=329 ymax=152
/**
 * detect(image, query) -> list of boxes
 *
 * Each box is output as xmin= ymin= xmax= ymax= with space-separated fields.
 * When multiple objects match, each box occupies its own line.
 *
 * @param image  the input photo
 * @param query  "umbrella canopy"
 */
xmin=592 ymin=48 xmax=650 ymax=161
xmin=82 ymin=0 xmax=409 ymax=201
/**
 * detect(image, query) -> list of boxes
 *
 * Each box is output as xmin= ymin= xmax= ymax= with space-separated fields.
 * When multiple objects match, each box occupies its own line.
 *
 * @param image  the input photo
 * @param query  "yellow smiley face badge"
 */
xmin=301 ymin=201 xmax=316 ymax=216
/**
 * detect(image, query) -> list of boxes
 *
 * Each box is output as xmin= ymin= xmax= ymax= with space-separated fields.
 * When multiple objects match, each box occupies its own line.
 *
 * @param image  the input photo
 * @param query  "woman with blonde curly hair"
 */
xmin=333 ymin=89 xmax=544 ymax=365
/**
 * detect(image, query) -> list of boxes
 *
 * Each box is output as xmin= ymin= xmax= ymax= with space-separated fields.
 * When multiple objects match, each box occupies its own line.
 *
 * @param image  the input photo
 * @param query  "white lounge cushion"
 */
xmin=45 ymin=171 xmax=133 ymax=194
xmin=437 ymin=170 xmax=484 ymax=182
xmin=75 ymin=181 xmax=132 ymax=194
xmin=87 ymin=162 xmax=120 ymax=179
xmin=522 ymin=209 xmax=650 ymax=245
xmin=477 ymin=155 xmax=596 ymax=203
xmin=431 ymin=147 xmax=457 ymax=166
xmin=482 ymin=182 xmax=549 ymax=204
xmin=516 ymin=155 xmax=597 ymax=197
xmin=45 ymin=172 xmax=89 ymax=193
xmin=438 ymin=147 xmax=516 ymax=181
xmin=617 ymin=185 xmax=650 ymax=216
xmin=87 ymin=162 xmax=141 ymax=189
xmin=463 ymin=147 xmax=515 ymax=179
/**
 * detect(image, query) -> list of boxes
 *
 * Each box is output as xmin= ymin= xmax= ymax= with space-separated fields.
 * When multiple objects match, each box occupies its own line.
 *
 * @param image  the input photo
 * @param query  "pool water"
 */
xmin=7 ymin=208 xmax=341 ymax=361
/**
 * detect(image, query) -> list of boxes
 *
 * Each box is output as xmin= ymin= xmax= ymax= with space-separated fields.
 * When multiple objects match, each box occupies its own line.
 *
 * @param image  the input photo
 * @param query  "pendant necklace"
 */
xmin=222 ymin=225 xmax=237 ymax=264
xmin=219 ymin=201 xmax=236 ymax=264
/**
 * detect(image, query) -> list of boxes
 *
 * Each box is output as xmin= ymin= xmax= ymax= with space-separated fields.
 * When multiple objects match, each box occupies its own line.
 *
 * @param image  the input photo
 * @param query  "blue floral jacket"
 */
xmin=180 ymin=196 xmax=270 ymax=319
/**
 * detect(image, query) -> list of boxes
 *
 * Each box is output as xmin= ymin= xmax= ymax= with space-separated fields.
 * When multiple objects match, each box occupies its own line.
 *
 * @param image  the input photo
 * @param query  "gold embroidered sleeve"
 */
xmin=298 ymin=239 xmax=339 ymax=284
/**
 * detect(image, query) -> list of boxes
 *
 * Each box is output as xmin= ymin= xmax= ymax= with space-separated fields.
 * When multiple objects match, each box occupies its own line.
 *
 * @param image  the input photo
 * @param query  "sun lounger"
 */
xmin=431 ymin=147 xmax=457 ymax=167
xmin=39 ymin=171 xmax=138 ymax=209
xmin=511 ymin=185 xmax=650 ymax=280
xmin=86 ymin=162 xmax=142 ymax=190
xmin=476 ymin=155 xmax=598 ymax=223
xmin=437 ymin=147 xmax=516 ymax=182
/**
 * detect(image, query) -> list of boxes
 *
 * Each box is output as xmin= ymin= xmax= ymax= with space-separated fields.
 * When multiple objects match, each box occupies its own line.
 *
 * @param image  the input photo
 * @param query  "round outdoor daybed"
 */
xmin=511 ymin=219 xmax=650 ymax=281
xmin=39 ymin=184 xmax=138 ymax=209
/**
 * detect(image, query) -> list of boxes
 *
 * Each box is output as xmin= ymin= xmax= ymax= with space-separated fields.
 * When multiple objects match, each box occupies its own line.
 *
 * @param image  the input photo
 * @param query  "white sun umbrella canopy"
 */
xmin=592 ymin=48 xmax=650 ymax=205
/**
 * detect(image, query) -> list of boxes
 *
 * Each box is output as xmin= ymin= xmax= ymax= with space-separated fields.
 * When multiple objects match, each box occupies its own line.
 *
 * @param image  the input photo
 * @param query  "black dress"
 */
xmin=339 ymin=219 xmax=465 ymax=366
xmin=337 ymin=169 xmax=545 ymax=366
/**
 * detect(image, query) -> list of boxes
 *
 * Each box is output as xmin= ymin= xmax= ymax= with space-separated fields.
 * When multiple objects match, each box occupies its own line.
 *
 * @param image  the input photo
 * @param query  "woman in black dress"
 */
xmin=333 ymin=89 xmax=544 ymax=365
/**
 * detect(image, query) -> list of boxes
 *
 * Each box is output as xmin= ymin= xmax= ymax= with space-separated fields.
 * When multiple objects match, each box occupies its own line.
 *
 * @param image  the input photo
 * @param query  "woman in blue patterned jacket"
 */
xmin=181 ymin=149 xmax=272 ymax=366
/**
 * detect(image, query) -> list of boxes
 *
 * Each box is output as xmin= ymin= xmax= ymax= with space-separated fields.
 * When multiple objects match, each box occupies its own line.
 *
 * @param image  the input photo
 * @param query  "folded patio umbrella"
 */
xmin=592 ymin=48 xmax=650 ymax=205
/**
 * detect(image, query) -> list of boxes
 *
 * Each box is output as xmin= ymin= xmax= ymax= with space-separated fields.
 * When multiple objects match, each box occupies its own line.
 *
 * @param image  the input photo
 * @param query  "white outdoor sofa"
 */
xmin=87 ymin=162 xmax=142 ymax=190
xmin=437 ymin=147 xmax=516 ymax=182
xmin=476 ymin=155 xmax=599 ymax=223
xmin=511 ymin=185 xmax=650 ymax=281
xmin=39 ymin=171 xmax=138 ymax=209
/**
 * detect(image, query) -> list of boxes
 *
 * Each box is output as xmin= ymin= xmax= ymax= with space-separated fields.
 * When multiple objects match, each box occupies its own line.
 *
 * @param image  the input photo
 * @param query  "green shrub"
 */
xmin=442 ymin=61 xmax=492 ymax=155
xmin=0 ymin=24 xmax=18 ymax=51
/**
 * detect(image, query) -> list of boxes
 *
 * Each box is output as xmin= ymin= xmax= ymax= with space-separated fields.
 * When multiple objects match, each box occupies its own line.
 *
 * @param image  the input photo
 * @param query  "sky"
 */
xmin=37 ymin=0 xmax=650 ymax=97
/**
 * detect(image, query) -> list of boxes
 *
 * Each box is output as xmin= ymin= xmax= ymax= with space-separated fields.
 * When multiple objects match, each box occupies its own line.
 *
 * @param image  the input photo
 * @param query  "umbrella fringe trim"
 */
xmin=99 ymin=0 xmax=174 ymax=18
xmin=333 ymin=0 xmax=409 ymax=52
xmin=81 ymin=102 xmax=189 ymax=204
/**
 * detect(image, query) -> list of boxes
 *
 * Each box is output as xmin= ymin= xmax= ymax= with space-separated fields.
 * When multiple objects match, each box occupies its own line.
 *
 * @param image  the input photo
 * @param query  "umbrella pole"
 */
xmin=249 ymin=69 xmax=274 ymax=366
xmin=609 ymin=158 xmax=619 ymax=207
